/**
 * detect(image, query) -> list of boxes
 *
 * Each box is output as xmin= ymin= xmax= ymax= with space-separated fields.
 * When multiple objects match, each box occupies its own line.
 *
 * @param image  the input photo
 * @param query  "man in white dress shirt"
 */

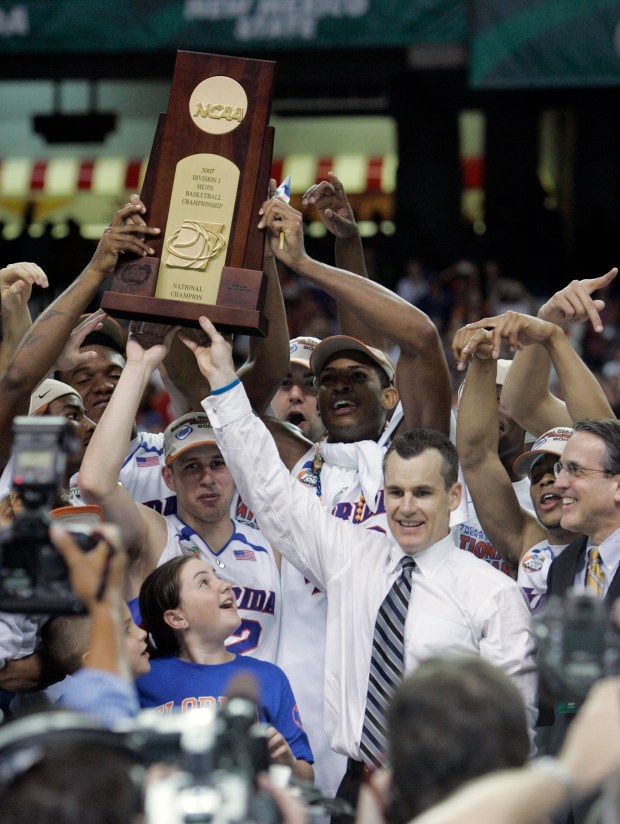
xmin=182 ymin=317 xmax=538 ymax=810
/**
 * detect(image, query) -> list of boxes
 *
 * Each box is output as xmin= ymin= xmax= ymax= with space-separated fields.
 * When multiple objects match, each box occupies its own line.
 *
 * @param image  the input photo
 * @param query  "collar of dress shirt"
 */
xmin=388 ymin=532 xmax=455 ymax=577
xmin=590 ymin=526 xmax=620 ymax=577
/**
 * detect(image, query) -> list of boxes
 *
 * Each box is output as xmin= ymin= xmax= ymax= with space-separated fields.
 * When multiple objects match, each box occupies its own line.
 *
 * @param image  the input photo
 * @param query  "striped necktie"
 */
xmin=360 ymin=555 xmax=416 ymax=769
xmin=586 ymin=546 xmax=605 ymax=597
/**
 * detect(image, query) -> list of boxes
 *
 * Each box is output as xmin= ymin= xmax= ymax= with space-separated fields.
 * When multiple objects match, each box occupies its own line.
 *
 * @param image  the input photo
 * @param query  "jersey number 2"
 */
xmin=225 ymin=618 xmax=262 ymax=655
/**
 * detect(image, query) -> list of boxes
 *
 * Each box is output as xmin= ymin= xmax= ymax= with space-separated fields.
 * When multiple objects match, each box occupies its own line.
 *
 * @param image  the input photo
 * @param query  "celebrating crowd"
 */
xmin=0 ymin=174 xmax=620 ymax=824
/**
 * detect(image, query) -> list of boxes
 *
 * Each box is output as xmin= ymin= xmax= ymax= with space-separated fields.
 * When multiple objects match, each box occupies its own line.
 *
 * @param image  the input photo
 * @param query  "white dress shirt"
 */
xmin=204 ymin=383 xmax=539 ymax=760
xmin=574 ymin=527 xmax=620 ymax=595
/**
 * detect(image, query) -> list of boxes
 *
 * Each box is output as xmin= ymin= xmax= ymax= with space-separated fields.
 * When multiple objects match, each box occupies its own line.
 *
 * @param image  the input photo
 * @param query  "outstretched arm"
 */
xmin=459 ymin=311 xmax=613 ymax=436
xmin=164 ymin=184 xmax=289 ymax=415
xmin=53 ymin=523 xmax=142 ymax=724
xmin=179 ymin=317 xmax=354 ymax=588
xmin=302 ymin=171 xmax=386 ymax=350
xmin=52 ymin=523 xmax=130 ymax=680
xmin=0 ymin=262 xmax=48 ymax=374
xmin=498 ymin=268 xmax=617 ymax=436
xmin=258 ymin=198 xmax=451 ymax=434
xmin=78 ymin=324 xmax=175 ymax=594
xmin=0 ymin=202 xmax=160 ymax=470
xmin=0 ymin=262 xmax=49 ymax=471
xmin=452 ymin=328 xmax=544 ymax=575
xmin=236 ymin=232 xmax=290 ymax=413
xmin=303 ymin=171 xmax=368 ymax=278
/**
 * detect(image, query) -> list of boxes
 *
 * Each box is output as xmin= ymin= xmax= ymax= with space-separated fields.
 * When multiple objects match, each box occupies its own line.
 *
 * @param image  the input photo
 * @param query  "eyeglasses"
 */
xmin=553 ymin=460 xmax=613 ymax=479
xmin=281 ymin=378 xmax=317 ymax=396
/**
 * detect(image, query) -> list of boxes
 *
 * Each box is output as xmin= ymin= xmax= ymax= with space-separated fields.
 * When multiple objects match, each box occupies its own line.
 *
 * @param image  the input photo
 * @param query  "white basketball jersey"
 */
xmin=159 ymin=514 xmax=281 ymax=663
xmin=69 ymin=431 xmax=177 ymax=514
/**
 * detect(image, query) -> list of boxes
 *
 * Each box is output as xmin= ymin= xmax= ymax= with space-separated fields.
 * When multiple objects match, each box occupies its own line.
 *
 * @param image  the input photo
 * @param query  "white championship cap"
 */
xmin=289 ymin=336 xmax=320 ymax=369
xmin=512 ymin=427 xmax=573 ymax=477
xmin=164 ymin=412 xmax=217 ymax=465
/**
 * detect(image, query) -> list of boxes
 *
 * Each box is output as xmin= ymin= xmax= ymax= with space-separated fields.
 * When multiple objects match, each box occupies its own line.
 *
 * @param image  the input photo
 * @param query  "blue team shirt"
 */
xmin=136 ymin=654 xmax=313 ymax=763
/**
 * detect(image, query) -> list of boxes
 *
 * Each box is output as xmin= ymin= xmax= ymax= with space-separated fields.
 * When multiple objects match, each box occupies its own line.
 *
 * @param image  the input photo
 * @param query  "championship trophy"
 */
xmin=101 ymin=51 xmax=276 ymax=335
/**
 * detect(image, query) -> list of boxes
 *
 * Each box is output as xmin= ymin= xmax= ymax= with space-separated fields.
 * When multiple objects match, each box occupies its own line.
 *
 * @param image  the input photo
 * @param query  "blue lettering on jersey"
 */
xmin=333 ymin=502 xmax=353 ymax=520
xmin=332 ymin=490 xmax=386 ymax=524
xmin=232 ymin=586 xmax=276 ymax=615
xmin=142 ymin=495 xmax=177 ymax=515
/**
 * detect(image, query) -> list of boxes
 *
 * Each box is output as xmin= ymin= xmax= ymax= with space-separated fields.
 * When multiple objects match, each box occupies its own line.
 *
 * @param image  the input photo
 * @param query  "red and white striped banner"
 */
xmin=0 ymin=153 xmax=485 ymax=201
xmin=0 ymin=155 xmax=399 ymax=198
xmin=0 ymin=157 xmax=145 ymax=197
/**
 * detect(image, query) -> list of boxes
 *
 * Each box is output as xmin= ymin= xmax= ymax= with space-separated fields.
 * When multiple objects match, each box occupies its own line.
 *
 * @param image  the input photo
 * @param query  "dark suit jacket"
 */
xmin=547 ymin=534 xmax=620 ymax=602
xmin=545 ymin=534 xmax=620 ymax=824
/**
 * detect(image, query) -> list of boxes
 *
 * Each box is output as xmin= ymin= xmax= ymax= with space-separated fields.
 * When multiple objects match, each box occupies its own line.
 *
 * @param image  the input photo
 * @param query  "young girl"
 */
xmin=136 ymin=555 xmax=313 ymax=782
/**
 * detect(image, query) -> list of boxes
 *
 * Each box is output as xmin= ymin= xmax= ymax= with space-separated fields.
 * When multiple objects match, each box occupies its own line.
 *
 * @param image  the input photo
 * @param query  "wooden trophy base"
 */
xmin=101 ymin=261 xmax=268 ymax=336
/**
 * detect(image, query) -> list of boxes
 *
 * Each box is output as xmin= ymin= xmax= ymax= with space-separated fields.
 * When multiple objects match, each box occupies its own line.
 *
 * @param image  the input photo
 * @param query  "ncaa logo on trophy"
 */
xmin=102 ymin=51 xmax=276 ymax=335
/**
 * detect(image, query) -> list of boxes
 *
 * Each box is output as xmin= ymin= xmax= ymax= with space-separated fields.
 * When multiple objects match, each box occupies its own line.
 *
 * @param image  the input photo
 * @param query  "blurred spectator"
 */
xmin=135 ymin=374 xmax=174 ymax=434
xmin=395 ymin=257 xmax=430 ymax=305
xmin=282 ymin=279 xmax=337 ymax=340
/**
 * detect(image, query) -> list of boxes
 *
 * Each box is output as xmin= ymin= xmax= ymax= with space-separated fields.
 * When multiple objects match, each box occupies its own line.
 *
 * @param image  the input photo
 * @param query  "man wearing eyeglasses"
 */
xmin=546 ymin=418 xmax=620 ymax=602
xmin=453 ymin=303 xmax=617 ymax=611
xmin=455 ymin=307 xmax=619 ymax=824
xmin=454 ymin=302 xmax=617 ymax=602
xmin=542 ymin=419 xmax=620 ymax=824
xmin=452 ymin=324 xmax=582 ymax=612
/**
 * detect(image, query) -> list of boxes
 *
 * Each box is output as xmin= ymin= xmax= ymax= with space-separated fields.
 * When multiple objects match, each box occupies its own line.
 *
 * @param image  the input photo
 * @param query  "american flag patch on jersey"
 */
xmin=136 ymin=456 xmax=161 ymax=468
xmin=233 ymin=549 xmax=256 ymax=562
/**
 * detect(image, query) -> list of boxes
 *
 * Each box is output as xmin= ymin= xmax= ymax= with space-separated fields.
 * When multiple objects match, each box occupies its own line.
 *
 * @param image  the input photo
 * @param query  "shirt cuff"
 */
xmin=202 ymin=381 xmax=252 ymax=428
xmin=60 ymin=668 xmax=140 ymax=727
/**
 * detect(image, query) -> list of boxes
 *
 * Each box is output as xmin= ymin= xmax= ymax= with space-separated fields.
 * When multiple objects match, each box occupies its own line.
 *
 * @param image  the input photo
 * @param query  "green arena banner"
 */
xmin=0 ymin=0 xmax=465 ymax=52
xmin=470 ymin=0 xmax=620 ymax=88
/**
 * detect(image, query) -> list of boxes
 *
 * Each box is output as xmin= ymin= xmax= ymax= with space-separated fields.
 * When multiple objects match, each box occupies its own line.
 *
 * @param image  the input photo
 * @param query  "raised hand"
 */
xmin=451 ymin=326 xmax=494 ymax=370
xmin=301 ymin=171 xmax=358 ymax=238
xmin=179 ymin=315 xmax=236 ymax=389
xmin=53 ymin=309 xmax=108 ymax=372
xmin=455 ymin=311 xmax=557 ymax=367
xmin=538 ymin=267 xmax=617 ymax=332
xmin=50 ymin=522 xmax=125 ymax=609
xmin=89 ymin=202 xmax=161 ymax=279
xmin=125 ymin=321 xmax=180 ymax=369
xmin=123 ymin=193 xmax=148 ymax=228
xmin=257 ymin=198 xmax=307 ymax=269
xmin=0 ymin=261 xmax=48 ymax=313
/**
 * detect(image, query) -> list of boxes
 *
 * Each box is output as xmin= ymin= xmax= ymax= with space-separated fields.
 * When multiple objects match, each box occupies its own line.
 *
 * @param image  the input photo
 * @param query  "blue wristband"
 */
xmin=211 ymin=377 xmax=241 ymax=396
